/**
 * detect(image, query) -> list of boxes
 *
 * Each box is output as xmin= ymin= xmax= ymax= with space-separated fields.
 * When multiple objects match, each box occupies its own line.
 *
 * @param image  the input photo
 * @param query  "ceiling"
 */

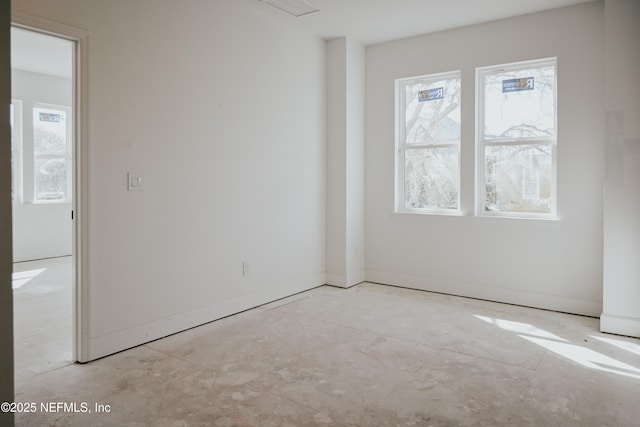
xmin=10 ymin=0 xmax=595 ymax=78
xmin=249 ymin=0 xmax=596 ymax=45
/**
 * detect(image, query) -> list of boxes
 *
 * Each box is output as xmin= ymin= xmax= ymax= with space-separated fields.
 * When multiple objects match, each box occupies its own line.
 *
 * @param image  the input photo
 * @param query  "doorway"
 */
xmin=10 ymin=20 xmax=85 ymax=381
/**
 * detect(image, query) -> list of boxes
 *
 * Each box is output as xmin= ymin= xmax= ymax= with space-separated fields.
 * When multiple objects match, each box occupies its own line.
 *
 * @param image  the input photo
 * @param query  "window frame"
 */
xmin=475 ymin=57 xmax=558 ymax=219
xmin=10 ymin=99 xmax=24 ymax=204
xmin=395 ymin=70 xmax=462 ymax=215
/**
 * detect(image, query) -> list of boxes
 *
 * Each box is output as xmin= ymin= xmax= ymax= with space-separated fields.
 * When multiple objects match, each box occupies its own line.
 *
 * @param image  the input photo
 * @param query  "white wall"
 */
xmin=365 ymin=2 xmax=606 ymax=316
xmin=12 ymin=0 xmax=326 ymax=361
xmin=326 ymin=39 xmax=348 ymax=285
xmin=345 ymin=39 xmax=366 ymax=287
xmin=11 ymin=69 xmax=72 ymax=262
xmin=601 ymin=0 xmax=640 ymax=337
xmin=326 ymin=37 xmax=365 ymax=287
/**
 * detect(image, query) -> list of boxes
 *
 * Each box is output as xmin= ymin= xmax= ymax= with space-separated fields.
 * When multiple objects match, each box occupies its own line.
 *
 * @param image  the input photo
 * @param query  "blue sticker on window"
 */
xmin=39 ymin=112 xmax=61 ymax=122
xmin=502 ymin=77 xmax=534 ymax=93
xmin=418 ymin=87 xmax=444 ymax=102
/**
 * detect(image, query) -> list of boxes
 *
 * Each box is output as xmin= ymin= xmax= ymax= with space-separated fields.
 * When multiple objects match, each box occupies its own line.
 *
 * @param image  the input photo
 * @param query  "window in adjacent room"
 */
xmin=32 ymin=104 xmax=72 ymax=202
xmin=477 ymin=58 xmax=557 ymax=218
xmin=396 ymin=71 xmax=461 ymax=213
xmin=10 ymin=99 xmax=23 ymax=203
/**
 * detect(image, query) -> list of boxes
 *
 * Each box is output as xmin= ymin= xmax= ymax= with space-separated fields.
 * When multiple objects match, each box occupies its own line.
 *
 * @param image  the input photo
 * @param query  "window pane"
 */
xmin=35 ymin=156 xmax=67 ymax=201
xmin=33 ymin=107 xmax=67 ymax=154
xmin=485 ymin=144 xmax=552 ymax=213
xmin=484 ymin=66 xmax=555 ymax=140
xmin=33 ymin=107 xmax=68 ymax=201
xmin=405 ymin=146 xmax=459 ymax=209
xmin=405 ymin=77 xmax=461 ymax=144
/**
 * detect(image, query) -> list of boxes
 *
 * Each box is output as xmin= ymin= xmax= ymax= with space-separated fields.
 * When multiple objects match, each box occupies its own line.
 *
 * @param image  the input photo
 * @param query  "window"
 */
xmin=32 ymin=104 xmax=72 ymax=202
xmin=396 ymin=71 xmax=461 ymax=213
xmin=477 ymin=58 xmax=557 ymax=217
xmin=10 ymin=100 xmax=23 ymax=203
xmin=394 ymin=59 xmax=556 ymax=219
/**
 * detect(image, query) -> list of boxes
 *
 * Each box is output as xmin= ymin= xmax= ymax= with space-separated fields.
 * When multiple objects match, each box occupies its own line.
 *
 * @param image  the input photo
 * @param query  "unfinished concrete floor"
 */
xmin=13 ymin=257 xmax=73 ymax=387
xmin=13 ymin=259 xmax=640 ymax=426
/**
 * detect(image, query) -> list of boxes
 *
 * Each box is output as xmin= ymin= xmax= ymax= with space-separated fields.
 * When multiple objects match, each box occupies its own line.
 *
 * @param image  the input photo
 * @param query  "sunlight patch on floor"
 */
xmin=591 ymin=335 xmax=640 ymax=357
xmin=12 ymin=268 xmax=46 ymax=289
xmin=475 ymin=314 xmax=640 ymax=380
xmin=474 ymin=314 xmax=568 ymax=341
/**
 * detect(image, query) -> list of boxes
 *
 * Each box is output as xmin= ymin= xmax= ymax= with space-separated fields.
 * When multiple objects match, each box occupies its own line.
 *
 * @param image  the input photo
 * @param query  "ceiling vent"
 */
xmin=259 ymin=0 xmax=319 ymax=17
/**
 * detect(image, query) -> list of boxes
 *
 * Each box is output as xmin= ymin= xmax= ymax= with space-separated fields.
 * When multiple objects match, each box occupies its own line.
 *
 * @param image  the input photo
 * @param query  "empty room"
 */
xmin=0 ymin=0 xmax=638 ymax=426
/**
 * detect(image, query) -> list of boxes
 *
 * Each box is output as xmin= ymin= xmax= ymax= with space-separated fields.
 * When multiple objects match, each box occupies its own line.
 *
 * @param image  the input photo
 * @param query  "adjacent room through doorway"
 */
xmin=10 ymin=26 xmax=75 ymax=386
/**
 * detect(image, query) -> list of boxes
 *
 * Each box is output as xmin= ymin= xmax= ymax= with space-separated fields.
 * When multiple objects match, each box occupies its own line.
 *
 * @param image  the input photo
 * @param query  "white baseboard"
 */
xmin=365 ymin=270 xmax=602 ymax=317
xmin=600 ymin=313 xmax=640 ymax=338
xmin=325 ymin=271 xmax=365 ymax=288
xmin=14 ymin=246 xmax=72 ymax=263
xmin=85 ymin=273 xmax=326 ymax=362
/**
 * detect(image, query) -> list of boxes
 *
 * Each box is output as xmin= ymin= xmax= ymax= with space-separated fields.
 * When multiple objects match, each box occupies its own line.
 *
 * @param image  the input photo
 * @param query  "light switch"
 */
xmin=127 ymin=173 xmax=145 ymax=191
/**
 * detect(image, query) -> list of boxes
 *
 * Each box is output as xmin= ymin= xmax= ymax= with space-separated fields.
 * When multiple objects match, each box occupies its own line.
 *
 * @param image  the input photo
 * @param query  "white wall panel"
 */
xmin=12 ymin=0 xmax=327 ymax=360
xmin=365 ymin=3 xmax=605 ymax=316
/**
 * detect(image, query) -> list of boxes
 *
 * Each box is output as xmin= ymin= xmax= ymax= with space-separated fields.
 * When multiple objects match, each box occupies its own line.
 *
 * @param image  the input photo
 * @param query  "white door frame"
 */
xmin=11 ymin=13 xmax=90 ymax=362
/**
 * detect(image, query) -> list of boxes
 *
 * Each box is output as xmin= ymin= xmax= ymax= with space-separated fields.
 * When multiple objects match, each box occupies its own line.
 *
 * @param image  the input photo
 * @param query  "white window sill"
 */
xmin=392 ymin=210 xmax=560 ymax=222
